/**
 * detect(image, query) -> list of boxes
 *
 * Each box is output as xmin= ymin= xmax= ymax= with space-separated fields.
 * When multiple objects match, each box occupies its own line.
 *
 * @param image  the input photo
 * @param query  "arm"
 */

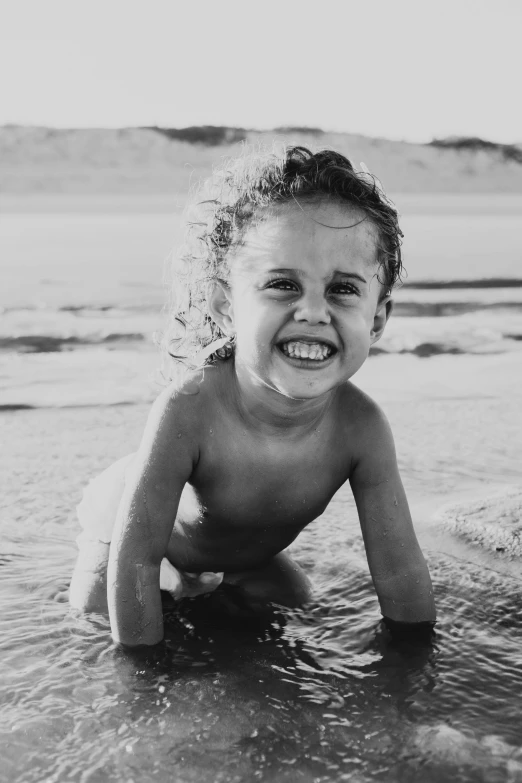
xmin=107 ymin=387 xmax=197 ymax=647
xmin=349 ymin=404 xmax=436 ymax=624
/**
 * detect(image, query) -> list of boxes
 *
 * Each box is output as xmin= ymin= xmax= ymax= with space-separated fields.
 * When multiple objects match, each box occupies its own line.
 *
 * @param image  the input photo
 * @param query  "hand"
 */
xmin=160 ymin=558 xmax=224 ymax=600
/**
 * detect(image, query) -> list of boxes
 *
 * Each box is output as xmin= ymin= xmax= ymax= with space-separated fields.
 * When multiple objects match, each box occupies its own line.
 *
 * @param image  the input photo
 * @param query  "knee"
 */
xmin=269 ymin=554 xmax=313 ymax=608
xmin=280 ymin=565 xmax=313 ymax=607
xmin=231 ymin=558 xmax=313 ymax=609
xmin=69 ymin=538 xmax=110 ymax=613
xmin=69 ymin=566 xmax=108 ymax=614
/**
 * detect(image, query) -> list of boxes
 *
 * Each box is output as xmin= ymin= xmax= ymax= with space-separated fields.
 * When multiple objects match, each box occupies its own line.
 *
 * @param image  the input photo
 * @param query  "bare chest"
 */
xmin=190 ymin=422 xmax=351 ymax=527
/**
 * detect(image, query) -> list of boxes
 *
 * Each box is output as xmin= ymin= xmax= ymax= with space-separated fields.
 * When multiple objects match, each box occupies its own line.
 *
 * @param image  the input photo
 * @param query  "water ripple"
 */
xmin=2 ymin=405 xmax=522 ymax=781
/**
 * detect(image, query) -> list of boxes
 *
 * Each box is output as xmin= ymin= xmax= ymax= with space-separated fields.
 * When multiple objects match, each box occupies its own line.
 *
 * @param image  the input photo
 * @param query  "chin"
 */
xmin=271 ymin=375 xmax=339 ymax=401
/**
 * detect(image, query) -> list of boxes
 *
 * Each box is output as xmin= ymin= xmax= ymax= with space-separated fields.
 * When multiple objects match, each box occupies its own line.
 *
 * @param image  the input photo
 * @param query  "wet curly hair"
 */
xmin=162 ymin=145 xmax=403 ymax=376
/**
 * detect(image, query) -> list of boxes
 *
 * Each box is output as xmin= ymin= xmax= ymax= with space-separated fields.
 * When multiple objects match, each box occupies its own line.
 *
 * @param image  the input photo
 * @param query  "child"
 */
xmin=70 ymin=146 xmax=436 ymax=647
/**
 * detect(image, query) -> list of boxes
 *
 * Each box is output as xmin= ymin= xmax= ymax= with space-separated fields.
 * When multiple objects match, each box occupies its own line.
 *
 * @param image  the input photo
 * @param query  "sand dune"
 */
xmin=2 ymin=125 xmax=522 ymax=197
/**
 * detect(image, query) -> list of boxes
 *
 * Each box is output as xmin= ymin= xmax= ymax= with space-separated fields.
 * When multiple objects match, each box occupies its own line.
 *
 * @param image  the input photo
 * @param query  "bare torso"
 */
xmin=164 ymin=361 xmax=359 ymax=572
xmin=72 ymin=356 xmax=436 ymax=636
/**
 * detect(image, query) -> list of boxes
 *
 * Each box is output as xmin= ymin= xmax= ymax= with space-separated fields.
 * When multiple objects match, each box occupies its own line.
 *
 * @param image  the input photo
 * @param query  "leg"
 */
xmin=70 ymin=542 xmax=223 ymax=614
xmin=222 ymin=551 xmax=313 ymax=610
xmin=70 ymin=455 xmax=134 ymax=613
xmin=69 ymin=536 xmax=109 ymax=613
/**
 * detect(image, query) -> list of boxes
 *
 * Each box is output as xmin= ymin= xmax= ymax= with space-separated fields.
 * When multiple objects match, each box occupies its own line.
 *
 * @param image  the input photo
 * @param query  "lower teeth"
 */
xmin=284 ymin=351 xmax=327 ymax=361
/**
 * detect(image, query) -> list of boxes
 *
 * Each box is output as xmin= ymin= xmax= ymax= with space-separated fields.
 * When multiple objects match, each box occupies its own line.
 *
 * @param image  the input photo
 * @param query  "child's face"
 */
xmin=215 ymin=199 xmax=390 ymax=401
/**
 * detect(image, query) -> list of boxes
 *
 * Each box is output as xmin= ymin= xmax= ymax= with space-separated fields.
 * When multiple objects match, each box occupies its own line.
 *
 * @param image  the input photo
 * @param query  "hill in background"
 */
xmin=2 ymin=125 xmax=522 ymax=196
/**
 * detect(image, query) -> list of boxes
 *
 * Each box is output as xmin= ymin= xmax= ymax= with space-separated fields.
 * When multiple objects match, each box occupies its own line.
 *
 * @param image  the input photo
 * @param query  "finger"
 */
xmin=159 ymin=558 xmax=183 ymax=600
xmin=199 ymin=571 xmax=224 ymax=585
xmin=191 ymin=571 xmax=224 ymax=595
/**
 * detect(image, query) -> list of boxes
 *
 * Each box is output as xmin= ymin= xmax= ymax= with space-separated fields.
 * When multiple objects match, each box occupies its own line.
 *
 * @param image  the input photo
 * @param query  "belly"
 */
xmin=166 ymin=472 xmax=334 ymax=572
xmin=165 ymin=517 xmax=306 ymax=572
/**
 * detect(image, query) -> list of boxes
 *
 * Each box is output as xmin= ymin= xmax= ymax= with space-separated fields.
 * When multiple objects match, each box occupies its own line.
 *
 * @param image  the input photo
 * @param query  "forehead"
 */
xmin=231 ymin=199 xmax=380 ymax=277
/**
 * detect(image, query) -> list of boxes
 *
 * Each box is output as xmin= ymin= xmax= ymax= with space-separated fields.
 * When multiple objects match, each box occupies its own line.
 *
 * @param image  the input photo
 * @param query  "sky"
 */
xmin=0 ymin=0 xmax=520 ymax=144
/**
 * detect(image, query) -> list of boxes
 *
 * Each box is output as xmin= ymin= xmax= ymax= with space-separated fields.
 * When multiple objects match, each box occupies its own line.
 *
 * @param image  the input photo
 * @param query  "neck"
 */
xmin=225 ymin=358 xmax=336 ymax=434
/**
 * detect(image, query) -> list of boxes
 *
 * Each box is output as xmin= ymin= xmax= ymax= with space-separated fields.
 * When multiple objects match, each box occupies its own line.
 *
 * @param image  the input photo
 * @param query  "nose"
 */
xmin=293 ymin=289 xmax=331 ymax=325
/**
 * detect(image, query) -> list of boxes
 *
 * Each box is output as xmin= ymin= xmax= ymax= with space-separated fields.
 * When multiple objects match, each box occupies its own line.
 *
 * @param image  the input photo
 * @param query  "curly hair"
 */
xmin=161 ymin=145 xmax=403 ymax=377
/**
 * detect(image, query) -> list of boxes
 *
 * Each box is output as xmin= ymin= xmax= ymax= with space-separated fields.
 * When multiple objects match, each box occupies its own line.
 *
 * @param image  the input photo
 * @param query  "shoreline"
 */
xmin=2 ymin=349 xmax=519 ymax=408
xmin=1 ymin=351 xmax=520 ymax=410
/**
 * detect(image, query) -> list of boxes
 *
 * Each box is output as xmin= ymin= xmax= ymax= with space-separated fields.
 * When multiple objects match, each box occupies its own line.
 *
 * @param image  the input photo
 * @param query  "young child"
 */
xmin=70 ymin=146 xmax=436 ymax=647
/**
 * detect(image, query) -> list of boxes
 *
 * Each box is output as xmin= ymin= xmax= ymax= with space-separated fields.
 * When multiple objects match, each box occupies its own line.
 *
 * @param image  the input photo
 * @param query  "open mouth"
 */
xmin=277 ymin=340 xmax=337 ymax=363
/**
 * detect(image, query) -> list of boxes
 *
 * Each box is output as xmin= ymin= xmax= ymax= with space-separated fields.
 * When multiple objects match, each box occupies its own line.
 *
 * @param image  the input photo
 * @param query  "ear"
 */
xmin=207 ymin=280 xmax=235 ymax=336
xmin=370 ymin=296 xmax=393 ymax=345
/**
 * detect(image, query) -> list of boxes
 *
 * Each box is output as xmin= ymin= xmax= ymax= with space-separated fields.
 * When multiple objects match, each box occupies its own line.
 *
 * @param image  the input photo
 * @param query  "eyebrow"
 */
xmin=331 ymin=270 xmax=368 ymax=284
xmin=267 ymin=268 xmax=368 ymax=285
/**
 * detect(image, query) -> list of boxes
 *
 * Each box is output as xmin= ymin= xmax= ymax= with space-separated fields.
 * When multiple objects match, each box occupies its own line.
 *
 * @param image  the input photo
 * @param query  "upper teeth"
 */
xmin=281 ymin=341 xmax=333 ymax=361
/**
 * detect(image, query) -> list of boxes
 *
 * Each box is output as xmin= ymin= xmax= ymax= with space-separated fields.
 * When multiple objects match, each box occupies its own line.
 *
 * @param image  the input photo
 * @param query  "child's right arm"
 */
xmin=107 ymin=388 xmax=198 ymax=647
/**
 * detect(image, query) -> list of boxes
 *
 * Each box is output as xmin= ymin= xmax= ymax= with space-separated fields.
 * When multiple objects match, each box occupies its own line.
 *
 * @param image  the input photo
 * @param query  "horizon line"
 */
xmin=1 ymin=123 xmax=521 ymax=149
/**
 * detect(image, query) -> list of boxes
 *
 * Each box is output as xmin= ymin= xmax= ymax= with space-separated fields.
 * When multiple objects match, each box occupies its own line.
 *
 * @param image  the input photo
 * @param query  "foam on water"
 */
xmin=1 ymin=208 xmax=522 ymax=409
xmin=1 ymin=298 xmax=522 ymax=409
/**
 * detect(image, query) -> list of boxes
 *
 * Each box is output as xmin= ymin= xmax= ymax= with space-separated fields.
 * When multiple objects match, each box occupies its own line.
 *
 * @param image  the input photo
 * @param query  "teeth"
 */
xmin=281 ymin=341 xmax=333 ymax=361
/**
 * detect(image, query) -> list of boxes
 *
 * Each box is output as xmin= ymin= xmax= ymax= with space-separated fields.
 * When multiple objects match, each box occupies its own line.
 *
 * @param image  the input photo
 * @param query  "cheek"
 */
xmin=231 ymin=305 xmax=264 ymax=352
xmin=338 ymin=307 xmax=373 ymax=335
xmin=232 ymin=292 xmax=279 ymax=334
xmin=338 ymin=314 xmax=373 ymax=357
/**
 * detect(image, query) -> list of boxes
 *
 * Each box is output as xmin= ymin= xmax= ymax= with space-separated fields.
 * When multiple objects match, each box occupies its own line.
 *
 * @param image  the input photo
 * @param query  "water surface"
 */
xmin=2 ymin=364 xmax=522 ymax=782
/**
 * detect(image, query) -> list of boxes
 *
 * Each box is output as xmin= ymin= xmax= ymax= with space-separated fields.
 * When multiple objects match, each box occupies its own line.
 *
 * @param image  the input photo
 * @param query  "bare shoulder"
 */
xmin=133 ymin=367 xmax=218 ymax=480
xmin=335 ymin=382 xmax=395 ymax=483
xmin=336 ymin=381 xmax=391 ymax=438
xmin=148 ymin=366 xmax=219 ymax=431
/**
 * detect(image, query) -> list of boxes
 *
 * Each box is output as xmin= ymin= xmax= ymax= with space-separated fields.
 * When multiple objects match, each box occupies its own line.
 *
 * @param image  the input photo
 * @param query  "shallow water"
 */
xmin=2 ymin=383 xmax=522 ymax=782
xmin=1 ymin=204 xmax=522 ymax=311
xmin=3 ymin=547 xmax=522 ymax=783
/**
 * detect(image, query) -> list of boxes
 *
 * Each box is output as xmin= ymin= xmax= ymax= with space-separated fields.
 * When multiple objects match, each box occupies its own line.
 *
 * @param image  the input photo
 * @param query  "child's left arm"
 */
xmin=349 ymin=404 xmax=436 ymax=625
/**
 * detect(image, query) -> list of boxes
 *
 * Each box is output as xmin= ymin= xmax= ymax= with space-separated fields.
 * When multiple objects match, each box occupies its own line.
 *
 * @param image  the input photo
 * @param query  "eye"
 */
xmin=265 ymin=278 xmax=299 ymax=292
xmin=329 ymin=282 xmax=359 ymax=297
